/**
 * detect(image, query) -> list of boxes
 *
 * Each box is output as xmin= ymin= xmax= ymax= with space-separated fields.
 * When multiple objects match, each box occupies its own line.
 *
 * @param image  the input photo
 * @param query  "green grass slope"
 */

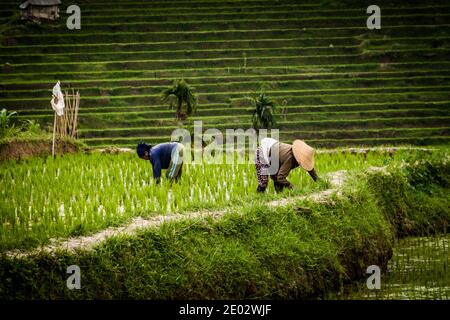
xmin=0 ymin=0 xmax=449 ymax=148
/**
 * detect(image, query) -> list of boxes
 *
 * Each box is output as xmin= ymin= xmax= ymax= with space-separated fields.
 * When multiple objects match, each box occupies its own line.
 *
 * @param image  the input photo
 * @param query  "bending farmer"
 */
xmin=136 ymin=142 xmax=184 ymax=184
xmin=255 ymin=138 xmax=318 ymax=193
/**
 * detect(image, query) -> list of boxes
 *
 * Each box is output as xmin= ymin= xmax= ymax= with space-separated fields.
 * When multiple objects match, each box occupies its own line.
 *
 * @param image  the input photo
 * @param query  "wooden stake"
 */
xmin=52 ymin=112 xmax=57 ymax=158
xmin=66 ymin=90 xmax=71 ymax=136
xmin=64 ymin=90 xmax=68 ymax=136
xmin=63 ymin=103 xmax=68 ymax=136
xmin=72 ymin=91 xmax=80 ymax=138
xmin=67 ymin=91 xmax=71 ymax=135
xmin=70 ymin=90 xmax=75 ymax=135
xmin=56 ymin=115 xmax=61 ymax=136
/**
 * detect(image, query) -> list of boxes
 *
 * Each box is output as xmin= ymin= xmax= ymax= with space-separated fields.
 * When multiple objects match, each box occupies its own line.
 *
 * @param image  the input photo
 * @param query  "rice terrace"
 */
xmin=0 ymin=0 xmax=449 ymax=306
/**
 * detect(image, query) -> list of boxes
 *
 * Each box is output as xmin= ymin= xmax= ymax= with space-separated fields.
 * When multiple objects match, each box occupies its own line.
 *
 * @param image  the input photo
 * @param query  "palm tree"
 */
xmin=161 ymin=79 xmax=197 ymax=120
xmin=251 ymin=91 xmax=276 ymax=129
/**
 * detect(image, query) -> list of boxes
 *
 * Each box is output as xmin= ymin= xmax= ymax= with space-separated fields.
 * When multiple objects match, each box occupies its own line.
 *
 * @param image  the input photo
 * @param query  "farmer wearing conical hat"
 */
xmin=255 ymin=138 xmax=318 ymax=193
xmin=136 ymin=141 xmax=185 ymax=184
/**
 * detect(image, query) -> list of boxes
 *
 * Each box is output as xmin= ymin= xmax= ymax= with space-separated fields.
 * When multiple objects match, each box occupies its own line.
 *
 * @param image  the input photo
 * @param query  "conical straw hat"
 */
xmin=292 ymin=140 xmax=315 ymax=171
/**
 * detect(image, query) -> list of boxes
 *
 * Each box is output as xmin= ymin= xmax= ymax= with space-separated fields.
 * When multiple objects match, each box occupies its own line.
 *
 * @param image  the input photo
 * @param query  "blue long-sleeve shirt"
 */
xmin=149 ymin=142 xmax=178 ymax=179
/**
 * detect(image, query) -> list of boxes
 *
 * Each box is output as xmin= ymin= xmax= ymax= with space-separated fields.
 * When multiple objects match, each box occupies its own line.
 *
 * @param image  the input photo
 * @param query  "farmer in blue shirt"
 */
xmin=136 ymin=142 xmax=185 ymax=184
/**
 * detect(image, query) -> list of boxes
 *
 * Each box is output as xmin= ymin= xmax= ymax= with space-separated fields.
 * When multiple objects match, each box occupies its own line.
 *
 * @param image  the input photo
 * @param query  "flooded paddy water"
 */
xmin=329 ymin=234 xmax=450 ymax=300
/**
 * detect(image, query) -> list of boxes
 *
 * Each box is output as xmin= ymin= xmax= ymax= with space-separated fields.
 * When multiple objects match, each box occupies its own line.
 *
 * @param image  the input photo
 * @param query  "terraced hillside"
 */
xmin=1 ymin=0 xmax=450 ymax=148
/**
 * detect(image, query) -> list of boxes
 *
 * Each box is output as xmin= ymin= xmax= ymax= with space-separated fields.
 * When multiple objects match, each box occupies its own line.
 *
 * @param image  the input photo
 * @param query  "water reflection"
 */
xmin=328 ymin=234 xmax=449 ymax=300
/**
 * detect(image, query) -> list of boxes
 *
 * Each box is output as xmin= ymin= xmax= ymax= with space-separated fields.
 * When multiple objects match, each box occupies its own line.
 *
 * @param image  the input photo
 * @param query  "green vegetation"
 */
xmin=0 ymin=149 xmax=397 ymax=251
xmin=0 ymin=108 xmax=47 ymax=141
xmin=0 ymin=148 xmax=448 ymax=299
xmin=251 ymin=90 xmax=276 ymax=129
xmin=161 ymin=79 xmax=197 ymax=120
xmin=0 ymin=0 xmax=449 ymax=301
xmin=0 ymin=0 xmax=449 ymax=148
xmin=0 ymin=108 xmax=17 ymax=139
xmin=329 ymin=234 xmax=450 ymax=299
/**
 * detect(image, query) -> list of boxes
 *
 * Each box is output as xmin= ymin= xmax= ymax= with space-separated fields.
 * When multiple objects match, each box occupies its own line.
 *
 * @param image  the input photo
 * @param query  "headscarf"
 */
xmin=136 ymin=142 xmax=151 ymax=158
xmin=260 ymin=137 xmax=278 ymax=164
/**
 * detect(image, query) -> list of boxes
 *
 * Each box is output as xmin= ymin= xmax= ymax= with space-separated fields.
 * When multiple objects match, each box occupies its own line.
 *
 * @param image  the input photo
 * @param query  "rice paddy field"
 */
xmin=329 ymin=234 xmax=450 ymax=300
xmin=0 ymin=150 xmax=386 ymax=251
xmin=1 ymin=147 xmax=449 ymax=300
xmin=1 ymin=0 xmax=450 ymax=303
xmin=0 ymin=0 xmax=450 ymax=147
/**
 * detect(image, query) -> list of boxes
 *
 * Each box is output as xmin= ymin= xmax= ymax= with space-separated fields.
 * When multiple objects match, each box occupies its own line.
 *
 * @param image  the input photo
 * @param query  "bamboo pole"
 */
xmin=68 ymin=90 xmax=72 ymax=135
xmin=72 ymin=89 xmax=77 ymax=136
xmin=69 ymin=90 xmax=73 ymax=135
xmin=52 ymin=112 xmax=57 ymax=158
xmin=57 ymin=114 xmax=61 ymax=136
xmin=62 ymin=114 xmax=65 ymax=136
xmin=72 ymin=91 xmax=80 ymax=138
xmin=64 ymin=90 xmax=68 ymax=136
xmin=52 ymin=87 xmax=80 ymax=143
xmin=64 ymin=90 xmax=70 ymax=136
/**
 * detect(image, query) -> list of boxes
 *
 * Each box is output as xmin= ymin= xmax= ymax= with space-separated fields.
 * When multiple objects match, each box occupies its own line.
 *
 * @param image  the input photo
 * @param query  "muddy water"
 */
xmin=328 ymin=234 xmax=450 ymax=300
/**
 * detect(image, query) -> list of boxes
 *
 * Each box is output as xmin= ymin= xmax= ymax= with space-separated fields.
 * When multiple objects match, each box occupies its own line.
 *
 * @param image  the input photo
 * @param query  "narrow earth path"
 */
xmin=268 ymin=169 xmax=347 ymax=207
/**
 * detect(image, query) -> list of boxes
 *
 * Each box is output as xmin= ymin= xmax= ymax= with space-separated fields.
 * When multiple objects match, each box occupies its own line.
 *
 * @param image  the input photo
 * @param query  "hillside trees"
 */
xmin=161 ymin=79 xmax=198 ymax=120
xmin=251 ymin=90 xmax=276 ymax=129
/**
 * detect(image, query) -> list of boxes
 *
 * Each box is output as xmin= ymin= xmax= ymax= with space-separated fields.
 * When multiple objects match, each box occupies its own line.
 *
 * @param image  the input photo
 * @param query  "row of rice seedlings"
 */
xmin=0 ymin=150 xmax=392 ymax=250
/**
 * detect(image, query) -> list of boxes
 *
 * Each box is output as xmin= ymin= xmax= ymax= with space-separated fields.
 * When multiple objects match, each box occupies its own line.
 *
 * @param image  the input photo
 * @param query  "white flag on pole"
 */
xmin=51 ymin=81 xmax=65 ymax=116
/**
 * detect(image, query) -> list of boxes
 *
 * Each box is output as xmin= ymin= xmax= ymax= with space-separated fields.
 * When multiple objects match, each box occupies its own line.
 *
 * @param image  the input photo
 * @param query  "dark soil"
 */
xmin=0 ymin=139 xmax=79 ymax=161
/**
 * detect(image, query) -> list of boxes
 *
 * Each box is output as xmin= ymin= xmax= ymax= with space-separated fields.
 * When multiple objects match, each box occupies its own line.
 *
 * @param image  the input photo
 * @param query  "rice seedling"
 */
xmin=0 ymin=149 xmax=400 ymax=251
